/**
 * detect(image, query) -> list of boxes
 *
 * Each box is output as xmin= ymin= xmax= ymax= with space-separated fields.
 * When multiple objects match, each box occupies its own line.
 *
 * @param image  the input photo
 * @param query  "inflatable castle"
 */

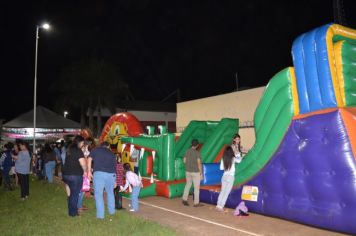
xmin=100 ymin=23 xmax=356 ymax=234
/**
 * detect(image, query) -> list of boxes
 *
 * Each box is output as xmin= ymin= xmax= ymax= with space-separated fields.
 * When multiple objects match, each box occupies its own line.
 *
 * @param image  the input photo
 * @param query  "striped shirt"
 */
xmin=116 ymin=163 xmax=124 ymax=186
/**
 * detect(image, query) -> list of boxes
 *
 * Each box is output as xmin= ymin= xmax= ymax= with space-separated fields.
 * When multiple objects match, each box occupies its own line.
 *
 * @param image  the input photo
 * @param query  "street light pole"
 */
xmin=33 ymin=26 xmax=39 ymax=156
xmin=33 ymin=23 xmax=50 ymax=156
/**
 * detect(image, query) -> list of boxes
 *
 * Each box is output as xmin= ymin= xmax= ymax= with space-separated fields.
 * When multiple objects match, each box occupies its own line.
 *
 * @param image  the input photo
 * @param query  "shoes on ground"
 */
xmin=193 ymin=203 xmax=204 ymax=207
xmin=182 ymin=200 xmax=189 ymax=206
xmin=129 ymin=209 xmax=137 ymax=212
xmin=78 ymin=207 xmax=87 ymax=212
xmin=215 ymin=206 xmax=224 ymax=212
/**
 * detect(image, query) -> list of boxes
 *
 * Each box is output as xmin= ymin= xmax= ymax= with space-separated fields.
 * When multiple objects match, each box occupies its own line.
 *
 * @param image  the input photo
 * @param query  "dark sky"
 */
xmin=1 ymin=0 xmax=356 ymax=122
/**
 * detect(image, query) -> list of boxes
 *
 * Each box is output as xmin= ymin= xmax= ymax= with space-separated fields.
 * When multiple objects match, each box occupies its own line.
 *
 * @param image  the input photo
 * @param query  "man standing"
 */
xmin=88 ymin=141 xmax=117 ymax=219
xmin=182 ymin=139 xmax=203 ymax=207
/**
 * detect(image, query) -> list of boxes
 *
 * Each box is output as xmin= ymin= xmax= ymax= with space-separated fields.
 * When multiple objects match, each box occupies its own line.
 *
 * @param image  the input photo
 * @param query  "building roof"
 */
xmin=3 ymin=106 xmax=80 ymax=129
xmin=91 ymin=101 xmax=176 ymax=116
xmin=116 ymin=100 xmax=176 ymax=112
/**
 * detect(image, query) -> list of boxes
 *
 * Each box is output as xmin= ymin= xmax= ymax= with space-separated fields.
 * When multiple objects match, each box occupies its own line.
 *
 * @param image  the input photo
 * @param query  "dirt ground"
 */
xmin=121 ymin=196 xmax=349 ymax=236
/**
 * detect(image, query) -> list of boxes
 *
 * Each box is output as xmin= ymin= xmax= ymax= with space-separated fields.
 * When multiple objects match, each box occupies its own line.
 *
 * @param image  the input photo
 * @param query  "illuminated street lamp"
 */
xmin=33 ymin=22 xmax=51 ymax=155
xmin=64 ymin=111 xmax=69 ymax=118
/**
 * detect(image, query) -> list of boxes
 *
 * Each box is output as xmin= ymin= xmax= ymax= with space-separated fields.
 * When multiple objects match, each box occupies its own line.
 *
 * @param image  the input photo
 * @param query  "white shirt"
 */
xmin=220 ymin=154 xmax=242 ymax=176
xmin=121 ymin=171 xmax=142 ymax=191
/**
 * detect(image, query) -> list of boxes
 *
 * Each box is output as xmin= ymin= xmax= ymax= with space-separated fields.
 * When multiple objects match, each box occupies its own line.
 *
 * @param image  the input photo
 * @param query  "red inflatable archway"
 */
xmin=99 ymin=112 xmax=143 ymax=143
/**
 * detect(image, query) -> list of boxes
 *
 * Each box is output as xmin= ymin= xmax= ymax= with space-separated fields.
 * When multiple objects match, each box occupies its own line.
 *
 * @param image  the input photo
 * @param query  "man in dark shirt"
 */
xmin=88 ymin=141 xmax=116 ymax=219
xmin=182 ymin=139 xmax=203 ymax=207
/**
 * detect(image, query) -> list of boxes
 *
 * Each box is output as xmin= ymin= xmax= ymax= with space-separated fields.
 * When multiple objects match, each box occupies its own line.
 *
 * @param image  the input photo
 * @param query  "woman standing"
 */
xmin=13 ymin=141 xmax=31 ymax=200
xmin=231 ymin=133 xmax=244 ymax=163
xmin=216 ymin=134 xmax=245 ymax=212
xmin=43 ymin=143 xmax=56 ymax=183
xmin=62 ymin=135 xmax=87 ymax=217
xmin=77 ymin=137 xmax=95 ymax=213
xmin=12 ymin=143 xmax=20 ymax=187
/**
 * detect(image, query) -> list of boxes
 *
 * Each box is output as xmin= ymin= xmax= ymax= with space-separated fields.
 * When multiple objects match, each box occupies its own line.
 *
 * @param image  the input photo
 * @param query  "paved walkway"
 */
xmin=122 ymin=196 xmax=348 ymax=236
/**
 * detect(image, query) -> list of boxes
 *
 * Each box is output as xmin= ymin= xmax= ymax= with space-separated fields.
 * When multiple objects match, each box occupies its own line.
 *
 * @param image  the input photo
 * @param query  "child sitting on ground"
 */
xmin=120 ymin=163 xmax=142 ymax=212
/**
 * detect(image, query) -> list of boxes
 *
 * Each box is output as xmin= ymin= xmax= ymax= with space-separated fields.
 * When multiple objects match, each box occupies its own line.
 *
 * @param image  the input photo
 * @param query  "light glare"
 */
xmin=42 ymin=23 xmax=50 ymax=30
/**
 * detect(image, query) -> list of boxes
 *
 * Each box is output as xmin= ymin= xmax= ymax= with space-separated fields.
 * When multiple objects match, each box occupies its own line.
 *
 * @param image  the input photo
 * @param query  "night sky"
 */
xmin=1 ymin=0 xmax=356 ymax=122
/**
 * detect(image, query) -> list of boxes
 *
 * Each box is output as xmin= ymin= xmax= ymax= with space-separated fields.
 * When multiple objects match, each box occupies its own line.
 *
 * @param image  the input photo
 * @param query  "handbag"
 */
xmin=81 ymin=175 xmax=90 ymax=192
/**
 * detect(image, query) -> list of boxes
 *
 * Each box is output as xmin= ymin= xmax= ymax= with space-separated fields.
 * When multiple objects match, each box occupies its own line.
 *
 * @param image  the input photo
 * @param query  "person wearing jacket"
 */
xmin=2 ymin=142 xmax=14 ymax=190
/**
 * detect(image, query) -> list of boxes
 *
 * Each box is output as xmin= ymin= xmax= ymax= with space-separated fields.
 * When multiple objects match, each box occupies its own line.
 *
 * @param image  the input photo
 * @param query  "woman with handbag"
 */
xmin=62 ymin=135 xmax=87 ymax=217
xmin=77 ymin=138 xmax=95 ymax=213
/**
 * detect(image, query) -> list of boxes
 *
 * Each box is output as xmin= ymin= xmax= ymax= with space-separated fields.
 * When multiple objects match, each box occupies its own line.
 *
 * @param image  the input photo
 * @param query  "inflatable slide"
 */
xmin=199 ymin=24 xmax=356 ymax=234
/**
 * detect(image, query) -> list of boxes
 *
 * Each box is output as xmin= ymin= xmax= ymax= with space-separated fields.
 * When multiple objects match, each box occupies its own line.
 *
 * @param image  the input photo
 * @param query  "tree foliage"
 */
xmin=53 ymin=58 xmax=133 ymax=135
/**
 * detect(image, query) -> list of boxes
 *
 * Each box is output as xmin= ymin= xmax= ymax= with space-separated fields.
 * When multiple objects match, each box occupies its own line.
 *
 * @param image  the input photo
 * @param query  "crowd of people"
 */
xmin=1 ymin=132 xmax=246 ymax=219
xmin=0 ymin=135 xmax=141 ymax=219
xmin=57 ymin=135 xmax=141 ymax=218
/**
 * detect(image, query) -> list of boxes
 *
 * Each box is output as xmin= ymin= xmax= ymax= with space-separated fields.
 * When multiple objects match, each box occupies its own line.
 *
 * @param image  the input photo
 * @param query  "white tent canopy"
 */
xmin=2 ymin=106 xmax=80 ymax=140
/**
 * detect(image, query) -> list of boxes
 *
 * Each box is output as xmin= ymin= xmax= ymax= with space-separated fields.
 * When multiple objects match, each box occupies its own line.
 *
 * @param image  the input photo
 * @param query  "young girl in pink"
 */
xmin=120 ymin=163 xmax=142 ymax=212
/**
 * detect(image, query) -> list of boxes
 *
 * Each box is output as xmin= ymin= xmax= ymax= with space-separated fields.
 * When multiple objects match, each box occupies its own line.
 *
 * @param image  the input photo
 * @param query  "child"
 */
xmin=120 ymin=163 xmax=142 ymax=212
xmin=216 ymin=146 xmax=242 ymax=212
xmin=114 ymin=155 xmax=125 ymax=210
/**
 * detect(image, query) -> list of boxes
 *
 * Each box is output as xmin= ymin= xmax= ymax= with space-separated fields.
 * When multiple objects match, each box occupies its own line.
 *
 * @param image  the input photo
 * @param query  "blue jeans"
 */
xmin=62 ymin=175 xmax=83 ymax=217
xmin=2 ymin=166 xmax=11 ymax=187
xmin=217 ymin=174 xmax=234 ymax=208
xmin=45 ymin=161 xmax=56 ymax=183
xmin=77 ymin=191 xmax=84 ymax=209
xmin=131 ymin=186 xmax=141 ymax=211
xmin=93 ymin=171 xmax=116 ymax=219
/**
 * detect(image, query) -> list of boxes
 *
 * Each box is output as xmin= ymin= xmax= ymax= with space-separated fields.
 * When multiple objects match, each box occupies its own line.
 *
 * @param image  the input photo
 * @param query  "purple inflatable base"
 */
xmin=200 ymin=110 xmax=356 ymax=235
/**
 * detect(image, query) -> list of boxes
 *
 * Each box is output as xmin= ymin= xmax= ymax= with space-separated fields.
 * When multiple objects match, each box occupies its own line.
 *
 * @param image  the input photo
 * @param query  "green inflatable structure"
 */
xmin=120 ymin=118 xmax=238 ymax=198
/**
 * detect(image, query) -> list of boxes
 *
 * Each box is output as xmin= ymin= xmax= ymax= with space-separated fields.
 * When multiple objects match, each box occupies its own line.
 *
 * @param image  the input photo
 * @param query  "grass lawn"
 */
xmin=0 ymin=176 xmax=178 ymax=236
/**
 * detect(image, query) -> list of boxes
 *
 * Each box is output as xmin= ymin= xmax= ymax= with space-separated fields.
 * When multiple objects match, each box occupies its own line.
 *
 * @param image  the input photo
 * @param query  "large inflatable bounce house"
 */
xmin=100 ymin=23 xmax=356 ymax=234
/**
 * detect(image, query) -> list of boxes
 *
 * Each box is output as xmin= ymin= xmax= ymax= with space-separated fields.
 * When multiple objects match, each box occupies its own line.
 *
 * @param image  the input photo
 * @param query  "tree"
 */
xmin=53 ymin=58 xmax=134 ymax=136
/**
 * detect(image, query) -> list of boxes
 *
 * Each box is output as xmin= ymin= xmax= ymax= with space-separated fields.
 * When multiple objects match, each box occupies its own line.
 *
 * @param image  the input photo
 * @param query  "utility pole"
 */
xmin=235 ymin=72 xmax=239 ymax=91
